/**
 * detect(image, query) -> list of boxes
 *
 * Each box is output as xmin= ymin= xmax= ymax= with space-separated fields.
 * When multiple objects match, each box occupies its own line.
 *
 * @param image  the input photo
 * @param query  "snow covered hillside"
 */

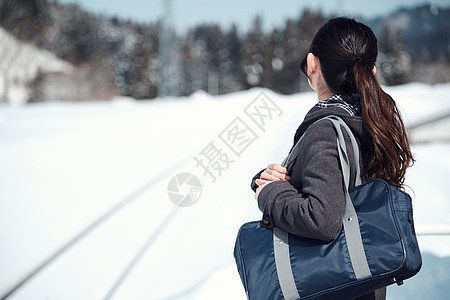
xmin=0 ymin=84 xmax=449 ymax=299
xmin=0 ymin=27 xmax=72 ymax=106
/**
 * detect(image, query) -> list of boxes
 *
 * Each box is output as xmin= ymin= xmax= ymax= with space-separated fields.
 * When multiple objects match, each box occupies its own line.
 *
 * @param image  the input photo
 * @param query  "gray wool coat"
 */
xmin=250 ymin=105 xmax=387 ymax=300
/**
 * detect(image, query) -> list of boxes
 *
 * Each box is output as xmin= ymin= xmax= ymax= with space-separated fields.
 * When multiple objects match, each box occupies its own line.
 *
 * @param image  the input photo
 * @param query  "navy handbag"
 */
xmin=234 ymin=116 xmax=422 ymax=300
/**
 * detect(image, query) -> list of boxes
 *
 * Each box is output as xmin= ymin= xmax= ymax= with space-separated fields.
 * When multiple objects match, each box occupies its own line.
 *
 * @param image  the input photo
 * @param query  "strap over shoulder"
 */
xmin=282 ymin=115 xmax=361 ymax=186
xmin=275 ymin=115 xmax=371 ymax=300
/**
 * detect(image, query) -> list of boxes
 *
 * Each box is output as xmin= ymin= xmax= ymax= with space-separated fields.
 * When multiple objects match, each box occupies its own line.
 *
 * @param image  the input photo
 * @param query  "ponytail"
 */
xmin=300 ymin=17 xmax=414 ymax=188
xmin=353 ymin=61 xmax=414 ymax=187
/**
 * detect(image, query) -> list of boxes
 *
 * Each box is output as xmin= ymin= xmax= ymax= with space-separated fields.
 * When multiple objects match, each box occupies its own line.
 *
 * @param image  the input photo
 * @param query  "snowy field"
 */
xmin=1 ymin=83 xmax=450 ymax=299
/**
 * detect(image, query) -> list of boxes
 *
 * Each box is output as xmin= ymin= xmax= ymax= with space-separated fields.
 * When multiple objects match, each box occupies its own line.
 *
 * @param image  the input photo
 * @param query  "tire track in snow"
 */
xmin=0 ymin=154 xmax=193 ymax=300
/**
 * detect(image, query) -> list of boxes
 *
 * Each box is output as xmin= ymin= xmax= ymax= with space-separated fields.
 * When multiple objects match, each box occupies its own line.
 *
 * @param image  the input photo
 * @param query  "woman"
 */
xmin=251 ymin=17 xmax=414 ymax=300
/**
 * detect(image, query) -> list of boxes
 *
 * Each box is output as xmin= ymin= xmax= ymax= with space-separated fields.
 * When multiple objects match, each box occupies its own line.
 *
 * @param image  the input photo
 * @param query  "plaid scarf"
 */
xmin=315 ymin=94 xmax=362 ymax=116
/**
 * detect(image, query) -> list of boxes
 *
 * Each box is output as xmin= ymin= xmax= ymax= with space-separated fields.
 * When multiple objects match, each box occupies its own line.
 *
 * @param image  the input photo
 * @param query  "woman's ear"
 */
xmin=372 ymin=66 xmax=377 ymax=76
xmin=307 ymin=53 xmax=319 ymax=75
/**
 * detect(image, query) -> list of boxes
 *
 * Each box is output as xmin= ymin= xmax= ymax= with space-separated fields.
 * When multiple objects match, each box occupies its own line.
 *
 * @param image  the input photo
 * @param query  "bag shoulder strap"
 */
xmin=282 ymin=116 xmax=361 ymax=186
xmin=323 ymin=116 xmax=371 ymax=279
xmin=274 ymin=115 xmax=371 ymax=300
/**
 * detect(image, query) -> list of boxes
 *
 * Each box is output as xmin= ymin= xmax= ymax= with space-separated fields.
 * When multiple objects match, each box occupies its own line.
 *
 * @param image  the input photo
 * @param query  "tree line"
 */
xmin=0 ymin=0 xmax=449 ymax=101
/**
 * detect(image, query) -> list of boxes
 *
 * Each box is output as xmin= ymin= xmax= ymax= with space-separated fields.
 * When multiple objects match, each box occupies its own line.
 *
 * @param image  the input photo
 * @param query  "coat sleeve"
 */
xmin=256 ymin=120 xmax=347 ymax=242
xmin=250 ymin=169 xmax=265 ymax=192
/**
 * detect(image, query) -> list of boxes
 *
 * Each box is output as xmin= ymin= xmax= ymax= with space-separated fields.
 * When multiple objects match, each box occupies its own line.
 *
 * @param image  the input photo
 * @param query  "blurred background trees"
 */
xmin=0 ymin=0 xmax=449 ymax=103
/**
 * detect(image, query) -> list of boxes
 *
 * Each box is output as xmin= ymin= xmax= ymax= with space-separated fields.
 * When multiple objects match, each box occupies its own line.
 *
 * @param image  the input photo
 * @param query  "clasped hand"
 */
xmin=254 ymin=164 xmax=290 ymax=200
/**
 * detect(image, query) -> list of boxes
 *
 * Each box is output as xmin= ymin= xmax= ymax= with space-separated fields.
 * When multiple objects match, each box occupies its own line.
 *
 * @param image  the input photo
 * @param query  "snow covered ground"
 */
xmin=0 ymin=83 xmax=449 ymax=299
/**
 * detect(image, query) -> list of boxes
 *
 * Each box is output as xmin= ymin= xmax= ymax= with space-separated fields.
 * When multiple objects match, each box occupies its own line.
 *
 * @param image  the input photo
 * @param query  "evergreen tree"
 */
xmin=378 ymin=27 xmax=412 ymax=86
xmin=241 ymin=16 xmax=266 ymax=88
xmin=221 ymin=25 xmax=245 ymax=93
xmin=1 ymin=0 xmax=448 ymax=101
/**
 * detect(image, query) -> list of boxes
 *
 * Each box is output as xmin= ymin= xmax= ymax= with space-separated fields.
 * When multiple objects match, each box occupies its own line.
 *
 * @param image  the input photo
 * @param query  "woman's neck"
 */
xmin=316 ymin=83 xmax=334 ymax=102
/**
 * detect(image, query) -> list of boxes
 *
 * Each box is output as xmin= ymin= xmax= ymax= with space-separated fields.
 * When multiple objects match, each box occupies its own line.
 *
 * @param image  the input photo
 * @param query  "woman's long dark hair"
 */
xmin=300 ymin=17 xmax=414 ymax=188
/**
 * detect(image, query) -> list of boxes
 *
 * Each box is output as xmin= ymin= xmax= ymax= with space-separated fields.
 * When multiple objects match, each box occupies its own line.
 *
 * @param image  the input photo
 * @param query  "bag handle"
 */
xmin=322 ymin=116 xmax=371 ymax=280
xmin=282 ymin=116 xmax=361 ymax=186
xmin=274 ymin=115 xmax=371 ymax=300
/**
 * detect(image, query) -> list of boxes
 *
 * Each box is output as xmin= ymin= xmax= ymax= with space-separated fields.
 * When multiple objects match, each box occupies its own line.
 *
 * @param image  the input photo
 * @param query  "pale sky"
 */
xmin=57 ymin=0 xmax=449 ymax=32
